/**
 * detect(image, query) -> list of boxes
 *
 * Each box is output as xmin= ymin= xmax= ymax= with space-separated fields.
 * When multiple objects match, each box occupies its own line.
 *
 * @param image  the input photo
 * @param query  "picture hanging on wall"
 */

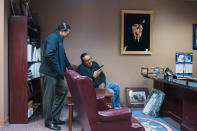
xmin=193 ymin=24 xmax=197 ymax=50
xmin=121 ymin=10 xmax=153 ymax=55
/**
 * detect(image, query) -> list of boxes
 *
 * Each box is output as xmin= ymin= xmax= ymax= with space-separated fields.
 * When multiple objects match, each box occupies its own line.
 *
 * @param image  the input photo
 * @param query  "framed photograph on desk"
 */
xmin=125 ymin=87 xmax=149 ymax=108
xmin=121 ymin=10 xmax=153 ymax=55
xmin=193 ymin=24 xmax=197 ymax=50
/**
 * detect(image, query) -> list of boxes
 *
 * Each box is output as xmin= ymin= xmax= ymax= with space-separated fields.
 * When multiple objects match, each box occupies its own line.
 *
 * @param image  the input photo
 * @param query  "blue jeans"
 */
xmin=105 ymin=82 xmax=120 ymax=108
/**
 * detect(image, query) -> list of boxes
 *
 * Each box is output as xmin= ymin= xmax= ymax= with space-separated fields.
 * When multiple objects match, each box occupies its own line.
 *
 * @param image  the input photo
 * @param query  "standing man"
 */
xmin=77 ymin=53 xmax=120 ymax=109
xmin=39 ymin=22 xmax=71 ymax=130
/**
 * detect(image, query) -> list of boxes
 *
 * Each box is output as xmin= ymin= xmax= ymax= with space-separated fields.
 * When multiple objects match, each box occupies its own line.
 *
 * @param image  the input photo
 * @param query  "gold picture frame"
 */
xmin=121 ymin=10 xmax=153 ymax=55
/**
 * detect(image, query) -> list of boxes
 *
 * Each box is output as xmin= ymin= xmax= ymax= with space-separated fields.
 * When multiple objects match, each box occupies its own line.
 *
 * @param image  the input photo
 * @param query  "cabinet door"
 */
xmin=9 ymin=16 xmax=28 ymax=124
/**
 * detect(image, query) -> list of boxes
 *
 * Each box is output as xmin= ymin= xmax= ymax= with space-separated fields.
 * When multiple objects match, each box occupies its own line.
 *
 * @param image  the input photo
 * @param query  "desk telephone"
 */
xmin=164 ymin=67 xmax=177 ymax=80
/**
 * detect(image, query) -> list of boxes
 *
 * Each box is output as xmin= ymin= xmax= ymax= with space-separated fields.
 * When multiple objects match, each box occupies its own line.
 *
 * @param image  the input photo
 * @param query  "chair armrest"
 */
xmin=98 ymin=108 xmax=131 ymax=122
xmin=96 ymin=94 xmax=112 ymax=110
xmin=67 ymin=64 xmax=78 ymax=71
xmin=131 ymin=117 xmax=145 ymax=130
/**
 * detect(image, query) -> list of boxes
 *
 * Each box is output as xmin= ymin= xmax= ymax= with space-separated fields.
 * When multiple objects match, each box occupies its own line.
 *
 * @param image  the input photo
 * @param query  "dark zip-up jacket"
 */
xmin=39 ymin=30 xmax=70 ymax=79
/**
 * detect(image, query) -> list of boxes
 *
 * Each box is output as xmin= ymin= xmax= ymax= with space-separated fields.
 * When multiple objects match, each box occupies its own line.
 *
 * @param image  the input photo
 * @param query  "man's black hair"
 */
xmin=80 ymin=53 xmax=88 ymax=62
xmin=58 ymin=22 xmax=71 ymax=31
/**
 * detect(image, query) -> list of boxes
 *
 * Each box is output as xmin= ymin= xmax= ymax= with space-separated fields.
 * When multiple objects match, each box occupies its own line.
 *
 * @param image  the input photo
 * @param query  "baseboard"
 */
xmin=0 ymin=120 xmax=8 ymax=127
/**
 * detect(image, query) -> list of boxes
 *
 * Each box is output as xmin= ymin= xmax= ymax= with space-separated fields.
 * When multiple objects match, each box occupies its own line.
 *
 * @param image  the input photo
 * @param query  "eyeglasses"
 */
xmin=83 ymin=57 xmax=92 ymax=63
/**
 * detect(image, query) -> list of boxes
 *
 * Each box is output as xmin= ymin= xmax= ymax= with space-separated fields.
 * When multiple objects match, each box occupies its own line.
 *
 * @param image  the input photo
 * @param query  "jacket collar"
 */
xmin=54 ymin=29 xmax=64 ymax=41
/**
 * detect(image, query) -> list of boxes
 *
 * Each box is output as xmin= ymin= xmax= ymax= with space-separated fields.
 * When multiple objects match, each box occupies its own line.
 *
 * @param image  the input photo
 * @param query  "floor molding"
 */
xmin=0 ymin=120 xmax=8 ymax=127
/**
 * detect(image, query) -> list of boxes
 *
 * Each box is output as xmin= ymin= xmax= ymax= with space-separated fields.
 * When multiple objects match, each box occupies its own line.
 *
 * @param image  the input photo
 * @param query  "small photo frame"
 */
xmin=193 ymin=24 xmax=197 ymax=50
xmin=125 ymin=87 xmax=149 ymax=108
xmin=121 ymin=10 xmax=153 ymax=55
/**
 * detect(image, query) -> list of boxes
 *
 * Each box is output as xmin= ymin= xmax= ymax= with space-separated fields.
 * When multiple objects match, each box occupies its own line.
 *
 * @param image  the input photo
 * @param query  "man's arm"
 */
xmin=98 ymin=82 xmax=105 ymax=89
xmin=77 ymin=62 xmax=106 ymax=88
xmin=92 ymin=62 xmax=106 ymax=88
xmin=78 ymin=67 xmax=104 ymax=88
xmin=64 ymin=52 xmax=71 ymax=68
xmin=77 ymin=65 xmax=94 ymax=79
xmin=45 ymin=35 xmax=62 ymax=78
xmin=93 ymin=68 xmax=105 ymax=89
xmin=93 ymin=68 xmax=102 ymax=78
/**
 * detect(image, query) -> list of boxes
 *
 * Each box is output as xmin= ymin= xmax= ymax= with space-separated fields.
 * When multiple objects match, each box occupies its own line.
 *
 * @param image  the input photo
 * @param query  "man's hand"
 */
xmin=93 ymin=68 xmax=102 ymax=78
xmin=98 ymin=82 xmax=105 ymax=89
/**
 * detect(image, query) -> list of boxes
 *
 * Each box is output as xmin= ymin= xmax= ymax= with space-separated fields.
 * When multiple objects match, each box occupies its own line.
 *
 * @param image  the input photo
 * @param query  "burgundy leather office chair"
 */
xmin=65 ymin=70 xmax=145 ymax=131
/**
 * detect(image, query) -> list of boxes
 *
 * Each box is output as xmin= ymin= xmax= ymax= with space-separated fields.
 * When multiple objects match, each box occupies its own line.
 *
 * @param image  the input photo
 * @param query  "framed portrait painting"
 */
xmin=121 ymin=10 xmax=153 ymax=55
xmin=193 ymin=24 xmax=197 ymax=50
xmin=125 ymin=87 xmax=149 ymax=108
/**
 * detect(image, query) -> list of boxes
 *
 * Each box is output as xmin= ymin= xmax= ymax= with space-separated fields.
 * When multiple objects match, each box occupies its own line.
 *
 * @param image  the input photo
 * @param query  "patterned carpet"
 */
xmin=0 ymin=106 xmax=180 ymax=131
xmin=132 ymin=111 xmax=179 ymax=131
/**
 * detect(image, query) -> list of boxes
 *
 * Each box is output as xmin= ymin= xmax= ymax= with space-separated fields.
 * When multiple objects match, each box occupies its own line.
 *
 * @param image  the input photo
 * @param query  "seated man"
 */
xmin=77 ymin=53 xmax=120 ymax=108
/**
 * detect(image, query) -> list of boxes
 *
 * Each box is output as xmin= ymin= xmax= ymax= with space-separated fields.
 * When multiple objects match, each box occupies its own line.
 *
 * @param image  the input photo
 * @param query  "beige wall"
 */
xmin=0 ymin=0 xmax=8 ymax=126
xmin=0 ymin=0 xmax=196 ymax=125
xmin=31 ymin=0 xmax=197 ymax=105
xmin=4 ymin=0 xmax=9 ymax=125
xmin=0 ymin=0 xmax=5 ymax=124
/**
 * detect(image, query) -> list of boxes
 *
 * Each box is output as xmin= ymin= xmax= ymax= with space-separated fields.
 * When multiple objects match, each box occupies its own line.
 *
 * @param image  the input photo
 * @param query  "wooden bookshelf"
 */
xmin=9 ymin=16 xmax=42 ymax=124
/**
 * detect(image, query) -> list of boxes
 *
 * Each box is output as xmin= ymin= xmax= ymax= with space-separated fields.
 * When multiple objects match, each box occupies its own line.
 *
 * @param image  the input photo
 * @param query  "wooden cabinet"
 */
xmin=9 ymin=16 xmax=41 ymax=124
xmin=153 ymin=79 xmax=197 ymax=131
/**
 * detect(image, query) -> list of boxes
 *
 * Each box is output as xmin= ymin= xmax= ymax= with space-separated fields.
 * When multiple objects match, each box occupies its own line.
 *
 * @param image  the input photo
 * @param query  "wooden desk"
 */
xmin=150 ymin=78 xmax=197 ymax=131
xmin=66 ymin=89 xmax=112 ymax=131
